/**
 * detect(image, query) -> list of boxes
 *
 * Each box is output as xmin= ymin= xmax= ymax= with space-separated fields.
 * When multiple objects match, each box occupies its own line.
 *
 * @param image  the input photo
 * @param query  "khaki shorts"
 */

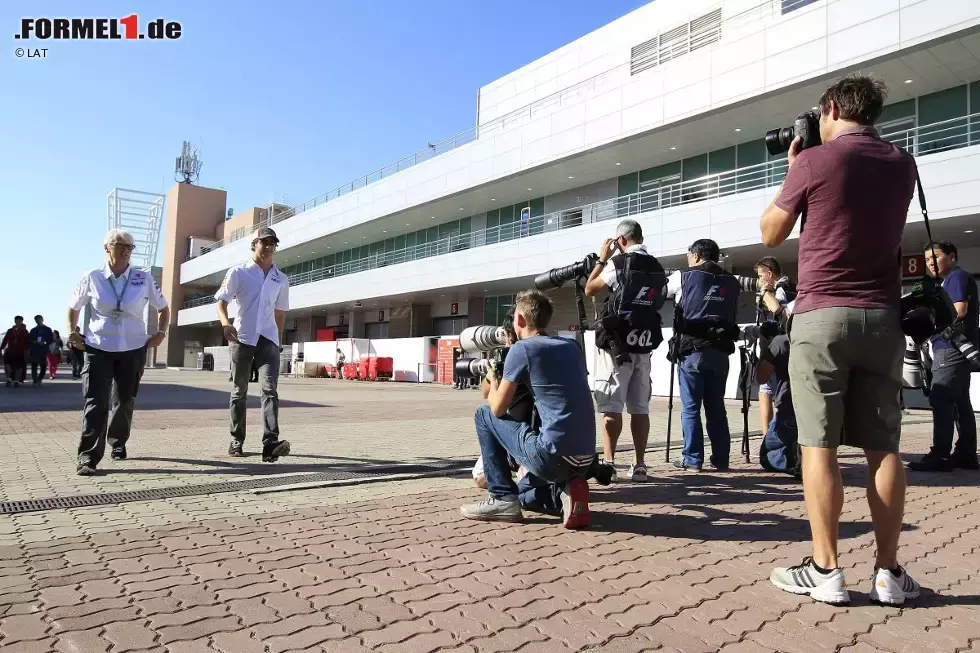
xmin=593 ymin=350 xmax=652 ymax=415
xmin=788 ymin=307 xmax=904 ymax=451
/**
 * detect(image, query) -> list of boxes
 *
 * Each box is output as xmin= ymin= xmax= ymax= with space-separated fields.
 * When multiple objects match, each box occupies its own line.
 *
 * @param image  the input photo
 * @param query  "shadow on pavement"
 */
xmin=0 ymin=383 xmax=327 ymax=412
xmin=106 ymin=455 xmax=478 ymax=477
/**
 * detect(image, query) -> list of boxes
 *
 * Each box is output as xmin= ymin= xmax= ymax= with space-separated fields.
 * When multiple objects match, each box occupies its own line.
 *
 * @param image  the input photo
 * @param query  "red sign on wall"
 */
xmin=567 ymin=325 xmax=580 ymax=331
xmin=450 ymin=302 xmax=459 ymax=315
xmin=902 ymin=254 xmax=926 ymax=278
xmin=378 ymin=310 xmax=385 ymax=322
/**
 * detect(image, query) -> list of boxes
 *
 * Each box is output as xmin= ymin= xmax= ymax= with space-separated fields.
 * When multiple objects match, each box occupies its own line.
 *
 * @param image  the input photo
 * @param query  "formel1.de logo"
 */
xmin=15 ymin=15 xmax=182 ymax=40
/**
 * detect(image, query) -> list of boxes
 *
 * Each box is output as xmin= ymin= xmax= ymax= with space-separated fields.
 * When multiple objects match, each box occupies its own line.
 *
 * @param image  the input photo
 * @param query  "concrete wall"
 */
xmin=160 ymin=183 xmax=227 ymax=366
xmin=180 ymin=145 xmax=980 ymax=325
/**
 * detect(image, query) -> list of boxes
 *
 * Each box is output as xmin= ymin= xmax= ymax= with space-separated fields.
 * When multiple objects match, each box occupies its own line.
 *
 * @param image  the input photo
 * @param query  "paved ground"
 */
xmin=0 ymin=371 xmax=976 ymax=652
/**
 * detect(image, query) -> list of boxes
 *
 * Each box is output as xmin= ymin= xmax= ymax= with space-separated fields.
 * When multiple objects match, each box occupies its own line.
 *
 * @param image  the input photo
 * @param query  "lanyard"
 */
xmin=107 ymin=269 xmax=132 ymax=312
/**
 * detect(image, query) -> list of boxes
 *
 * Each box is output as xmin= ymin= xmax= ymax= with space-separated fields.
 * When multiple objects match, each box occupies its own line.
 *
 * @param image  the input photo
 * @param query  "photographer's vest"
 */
xmin=595 ymin=252 xmax=667 ymax=354
xmin=674 ymin=263 xmax=741 ymax=356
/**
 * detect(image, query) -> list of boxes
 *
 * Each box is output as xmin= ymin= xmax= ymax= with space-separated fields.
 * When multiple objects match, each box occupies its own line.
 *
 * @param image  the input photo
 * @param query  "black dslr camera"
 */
xmin=900 ymin=275 xmax=957 ymax=345
xmin=765 ymin=110 xmax=822 ymax=156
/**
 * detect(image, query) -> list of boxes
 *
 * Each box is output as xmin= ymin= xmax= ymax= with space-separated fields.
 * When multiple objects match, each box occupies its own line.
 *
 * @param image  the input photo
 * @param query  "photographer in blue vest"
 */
xmin=665 ymin=239 xmax=741 ymax=472
xmin=585 ymin=219 xmax=668 ymax=483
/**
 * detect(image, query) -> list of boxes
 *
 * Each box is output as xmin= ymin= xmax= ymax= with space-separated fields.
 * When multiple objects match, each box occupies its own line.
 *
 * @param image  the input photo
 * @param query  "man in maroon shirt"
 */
xmin=760 ymin=75 xmax=920 ymax=606
xmin=2 ymin=316 xmax=29 ymax=387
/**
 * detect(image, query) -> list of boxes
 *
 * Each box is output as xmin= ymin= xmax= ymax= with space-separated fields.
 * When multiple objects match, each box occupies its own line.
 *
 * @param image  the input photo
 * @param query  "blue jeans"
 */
xmin=678 ymin=347 xmax=731 ymax=468
xmin=474 ymin=405 xmax=582 ymax=507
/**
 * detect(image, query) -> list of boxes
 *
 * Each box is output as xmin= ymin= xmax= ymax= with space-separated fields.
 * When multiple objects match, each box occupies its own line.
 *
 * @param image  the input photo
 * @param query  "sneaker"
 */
xmin=952 ymin=453 xmax=980 ymax=470
xmin=560 ymin=477 xmax=590 ymax=529
xmin=908 ymin=454 xmax=954 ymax=472
xmin=110 ymin=447 xmax=127 ymax=461
xmin=460 ymin=494 xmax=523 ymax=523
xmin=76 ymin=464 xmax=97 ymax=476
xmin=628 ymin=463 xmax=648 ymax=482
xmin=770 ymin=557 xmax=850 ymax=605
xmin=869 ymin=566 xmax=920 ymax=605
xmin=672 ymin=459 xmax=702 ymax=472
xmin=262 ymin=440 xmax=291 ymax=463
xmin=709 ymin=461 xmax=730 ymax=472
xmin=592 ymin=460 xmax=614 ymax=486
xmin=228 ymin=440 xmax=245 ymax=457
xmin=601 ymin=460 xmax=618 ymax=483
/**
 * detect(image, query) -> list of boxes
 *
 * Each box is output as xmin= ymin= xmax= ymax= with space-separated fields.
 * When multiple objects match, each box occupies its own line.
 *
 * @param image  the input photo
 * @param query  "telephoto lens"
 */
xmin=950 ymin=332 xmax=980 ymax=369
xmin=902 ymin=338 xmax=925 ymax=388
xmin=459 ymin=326 xmax=508 ymax=354
xmin=736 ymin=275 xmax=761 ymax=293
xmin=454 ymin=358 xmax=491 ymax=379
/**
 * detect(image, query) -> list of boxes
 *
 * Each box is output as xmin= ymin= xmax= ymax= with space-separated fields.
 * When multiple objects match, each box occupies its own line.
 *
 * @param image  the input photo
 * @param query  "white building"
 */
xmin=166 ymin=0 xmax=980 ymax=374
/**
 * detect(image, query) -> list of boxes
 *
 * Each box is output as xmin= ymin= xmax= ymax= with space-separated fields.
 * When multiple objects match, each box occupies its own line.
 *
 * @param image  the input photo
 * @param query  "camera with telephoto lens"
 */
xmin=902 ymin=337 xmax=932 ymax=390
xmin=534 ymin=253 xmax=600 ymax=291
xmin=765 ymin=110 xmax=822 ymax=156
xmin=455 ymin=326 xmax=510 ymax=380
xmin=900 ymin=275 xmax=957 ymax=344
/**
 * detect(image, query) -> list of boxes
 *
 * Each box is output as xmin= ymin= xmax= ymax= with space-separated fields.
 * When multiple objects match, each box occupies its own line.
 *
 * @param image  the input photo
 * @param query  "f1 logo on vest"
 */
xmin=633 ymin=286 xmax=660 ymax=306
xmin=703 ymin=285 xmax=728 ymax=302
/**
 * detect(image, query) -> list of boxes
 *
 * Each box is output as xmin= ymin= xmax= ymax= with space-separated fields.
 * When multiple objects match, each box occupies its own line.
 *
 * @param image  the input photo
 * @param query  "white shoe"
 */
xmin=869 ymin=566 xmax=920 ymax=605
xmin=460 ymin=494 xmax=523 ymax=523
xmin=628 ymin=463 xmax=648 ymax=482
xmin=770 ymin=557 xmax=850 ymax=605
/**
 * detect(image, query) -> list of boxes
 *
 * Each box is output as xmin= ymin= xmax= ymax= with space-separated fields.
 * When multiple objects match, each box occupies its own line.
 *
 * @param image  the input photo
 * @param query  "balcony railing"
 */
xmin=182 ymin=113 xmax=980 ymax=309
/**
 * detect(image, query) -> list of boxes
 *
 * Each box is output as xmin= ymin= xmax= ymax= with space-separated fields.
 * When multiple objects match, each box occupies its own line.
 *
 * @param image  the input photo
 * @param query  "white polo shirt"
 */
xmin=69 ymin=265 xmax=168 ymax=353
xmin=600 ymin=243 xmax=650 ymax=292
xmin=215 ymin=260 xmax=289 ymax=347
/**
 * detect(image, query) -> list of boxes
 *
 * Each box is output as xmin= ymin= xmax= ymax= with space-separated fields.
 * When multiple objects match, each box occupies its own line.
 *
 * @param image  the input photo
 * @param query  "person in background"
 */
xmin=336 ymin=347 xmax=346 ymax=380
xmin=754 ymin=257 xmax=794 ymax=434
xmin=2 ymin=316 xmax=29 ymax=387
xmin=28 ymin=315 xmax=54 ymax=387
xmin=70 ymin=326 xmax=85 ymax=379
xmin=909 ymin=240 xmax=978 ymax=471
xmin=68 ymin=228 xmax=169 ymax=475
xmin=47 ymin=330 xmax=64 ymax=380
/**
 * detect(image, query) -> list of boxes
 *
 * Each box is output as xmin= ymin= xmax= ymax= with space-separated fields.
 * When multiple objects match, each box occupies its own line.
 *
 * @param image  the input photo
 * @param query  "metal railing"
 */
xmin=183 ymin=114 xmax=980 ymax=309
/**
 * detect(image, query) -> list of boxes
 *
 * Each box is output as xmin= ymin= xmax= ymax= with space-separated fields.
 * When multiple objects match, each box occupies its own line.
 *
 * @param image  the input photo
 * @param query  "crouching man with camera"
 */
xmin=761 ymin=74 xmax=920 ymax=605
xmin=584 ymin=219 xmax=667 ymax=482
xmin=462 ymin=290 xmax=595 ymax=529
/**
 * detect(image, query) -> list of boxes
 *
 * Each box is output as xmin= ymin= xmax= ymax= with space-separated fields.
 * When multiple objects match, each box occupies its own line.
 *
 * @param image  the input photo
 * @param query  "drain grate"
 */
xmin=0 ymin=461 xmax=470 ymax=515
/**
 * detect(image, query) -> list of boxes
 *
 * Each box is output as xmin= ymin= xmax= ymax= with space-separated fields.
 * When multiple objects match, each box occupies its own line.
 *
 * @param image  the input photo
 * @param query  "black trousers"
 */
xmin=929 ymin=348 xmax=977 ymax=459
xmin=78 ymin=347 xmax=146 ymax=467
xmin=30 ymin=353 xmax=47 ymax=384
xmin=71 ymin=349 xmax=85 ymax=378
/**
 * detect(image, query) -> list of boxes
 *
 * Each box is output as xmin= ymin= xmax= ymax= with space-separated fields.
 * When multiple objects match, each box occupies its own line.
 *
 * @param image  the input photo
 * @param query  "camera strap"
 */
xmin=904 ymin=150 xmax=941 ymax=278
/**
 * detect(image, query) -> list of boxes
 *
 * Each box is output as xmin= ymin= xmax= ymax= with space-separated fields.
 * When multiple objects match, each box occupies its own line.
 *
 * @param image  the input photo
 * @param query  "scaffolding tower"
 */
xmin=106 ymin=188 xmax=166 ymax=270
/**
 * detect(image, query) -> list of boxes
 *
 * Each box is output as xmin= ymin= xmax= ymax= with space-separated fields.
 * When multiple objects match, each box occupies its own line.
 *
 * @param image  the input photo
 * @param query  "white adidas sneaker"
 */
xmin=770 ymin=557 xmax=850 ymax=605
xmin=869 ymin=566 xmax=920 ymax=605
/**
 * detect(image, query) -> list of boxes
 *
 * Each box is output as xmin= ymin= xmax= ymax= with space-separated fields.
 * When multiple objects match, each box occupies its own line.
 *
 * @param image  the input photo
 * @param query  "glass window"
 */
xmin=781 ymin=0 xmax=818 ymax=14
xmin=736 ymin=139 xmax=767 ymax=192
xmin=618 ymin=173 xmax=639 ymax=216
xmin=483 ymin=296 xmax=497 ymax=325
xmin=918 ymin=85 xmax=968 ymax=152
xmin=486 ymin=209 xmax=499 ymax=245
xmin=709 ymin=146 xmax=737 ymax=197
xmin=394 ymin=235 xmax=406 ymax=250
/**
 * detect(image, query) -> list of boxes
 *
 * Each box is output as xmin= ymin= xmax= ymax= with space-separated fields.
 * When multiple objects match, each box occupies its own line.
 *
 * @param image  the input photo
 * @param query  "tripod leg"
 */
xmin=665 ymin=358 xmax=676 ymax=463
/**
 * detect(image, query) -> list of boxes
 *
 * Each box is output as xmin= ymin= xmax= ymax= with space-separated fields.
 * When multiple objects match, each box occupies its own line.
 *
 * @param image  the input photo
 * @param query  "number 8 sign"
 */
xmin=902 ymin=254 xmax=925 ymax=278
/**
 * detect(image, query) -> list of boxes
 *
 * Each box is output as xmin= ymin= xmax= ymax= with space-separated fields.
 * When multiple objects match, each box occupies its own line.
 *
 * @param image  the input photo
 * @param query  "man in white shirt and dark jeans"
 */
xmin=215 ymin=227 xmax=292 ymax=462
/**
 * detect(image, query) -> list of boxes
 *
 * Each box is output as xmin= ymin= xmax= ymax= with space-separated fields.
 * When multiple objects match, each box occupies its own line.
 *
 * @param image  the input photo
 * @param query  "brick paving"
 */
xmin=0 ymin=370 xmax=976 ymax=652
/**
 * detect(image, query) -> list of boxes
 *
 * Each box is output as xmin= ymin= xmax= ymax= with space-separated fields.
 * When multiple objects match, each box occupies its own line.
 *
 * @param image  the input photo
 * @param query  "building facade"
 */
xmin=164 ymin=0 xmax=980 ymax=367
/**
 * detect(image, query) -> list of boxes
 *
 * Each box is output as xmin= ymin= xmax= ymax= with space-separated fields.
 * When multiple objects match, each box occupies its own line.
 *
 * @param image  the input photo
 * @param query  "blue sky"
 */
xmin=0 ymin=0 xmax=648 ymax=330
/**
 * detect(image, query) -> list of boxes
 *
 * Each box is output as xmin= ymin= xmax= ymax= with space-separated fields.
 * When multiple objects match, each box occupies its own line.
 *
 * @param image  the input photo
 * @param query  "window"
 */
xmin=365 ymin=322 xmax=389 ymax=339
xmin=918 ymin=86 xmax=968 ymax=153
xmin=781 ymin=0 xmax=819 ymax=14
xmin=630 ymin=8 xmax=722 ymax=76
xmin=432 ymin=316 xmax=467 ymax=336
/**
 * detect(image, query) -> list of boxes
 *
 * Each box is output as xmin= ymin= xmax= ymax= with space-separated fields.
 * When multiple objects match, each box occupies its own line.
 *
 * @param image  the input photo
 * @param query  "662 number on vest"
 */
xmin=626 ymin=329 xmax=655 ymax=347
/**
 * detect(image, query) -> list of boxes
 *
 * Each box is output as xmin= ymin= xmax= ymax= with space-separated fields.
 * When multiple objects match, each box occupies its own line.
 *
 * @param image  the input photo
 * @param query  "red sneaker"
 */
xmin=561 ymin=477 xmax=590 ymax=529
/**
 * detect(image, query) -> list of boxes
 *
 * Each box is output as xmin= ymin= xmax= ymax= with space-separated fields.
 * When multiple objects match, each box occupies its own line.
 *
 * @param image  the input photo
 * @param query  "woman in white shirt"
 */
xmin=67 ymin=229 xmax=170 ymax=476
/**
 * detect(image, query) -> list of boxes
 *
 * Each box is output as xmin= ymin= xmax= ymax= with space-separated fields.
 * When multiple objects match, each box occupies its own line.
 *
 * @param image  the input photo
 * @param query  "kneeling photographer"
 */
xmin=754 ymin=257 xmax=795 ymax=432
xmin=584 ymin=219 xmax=668 ymax=483
xmin=908 ymin=240 xmax=979 ymax=472
xmin=746 ymin=303 xmax=800 ymax=479
xmin=461 ymin=290 xmax=595 ymax=529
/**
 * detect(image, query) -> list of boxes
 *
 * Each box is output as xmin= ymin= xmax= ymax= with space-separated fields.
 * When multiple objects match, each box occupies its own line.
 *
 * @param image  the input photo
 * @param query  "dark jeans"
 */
xmin=30 ymin=354 xmax=47 ymax=384
xmin=229 ymin=336 xmax=281 ymax=447
xmin=474 ymin=405 xmax=585 ymax=510
xmin=929 ymin=348 xmax=977 ymax=459
xmin=3 ymin=351 xmax=26 ymax=383
xmin=678 ymin=347 xmax=731 ymax=468
xmin=78 ymin=347 xmax=146 ymax=467
xmin=71 ymin=349 xmax=85 ymax=378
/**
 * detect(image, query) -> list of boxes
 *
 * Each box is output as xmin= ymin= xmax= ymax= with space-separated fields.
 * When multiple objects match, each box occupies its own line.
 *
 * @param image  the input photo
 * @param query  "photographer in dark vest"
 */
xmin=585 ymin=219 xmax=667 ymax=483
xmin=665 ymin=238 xmax=741 ymax=472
